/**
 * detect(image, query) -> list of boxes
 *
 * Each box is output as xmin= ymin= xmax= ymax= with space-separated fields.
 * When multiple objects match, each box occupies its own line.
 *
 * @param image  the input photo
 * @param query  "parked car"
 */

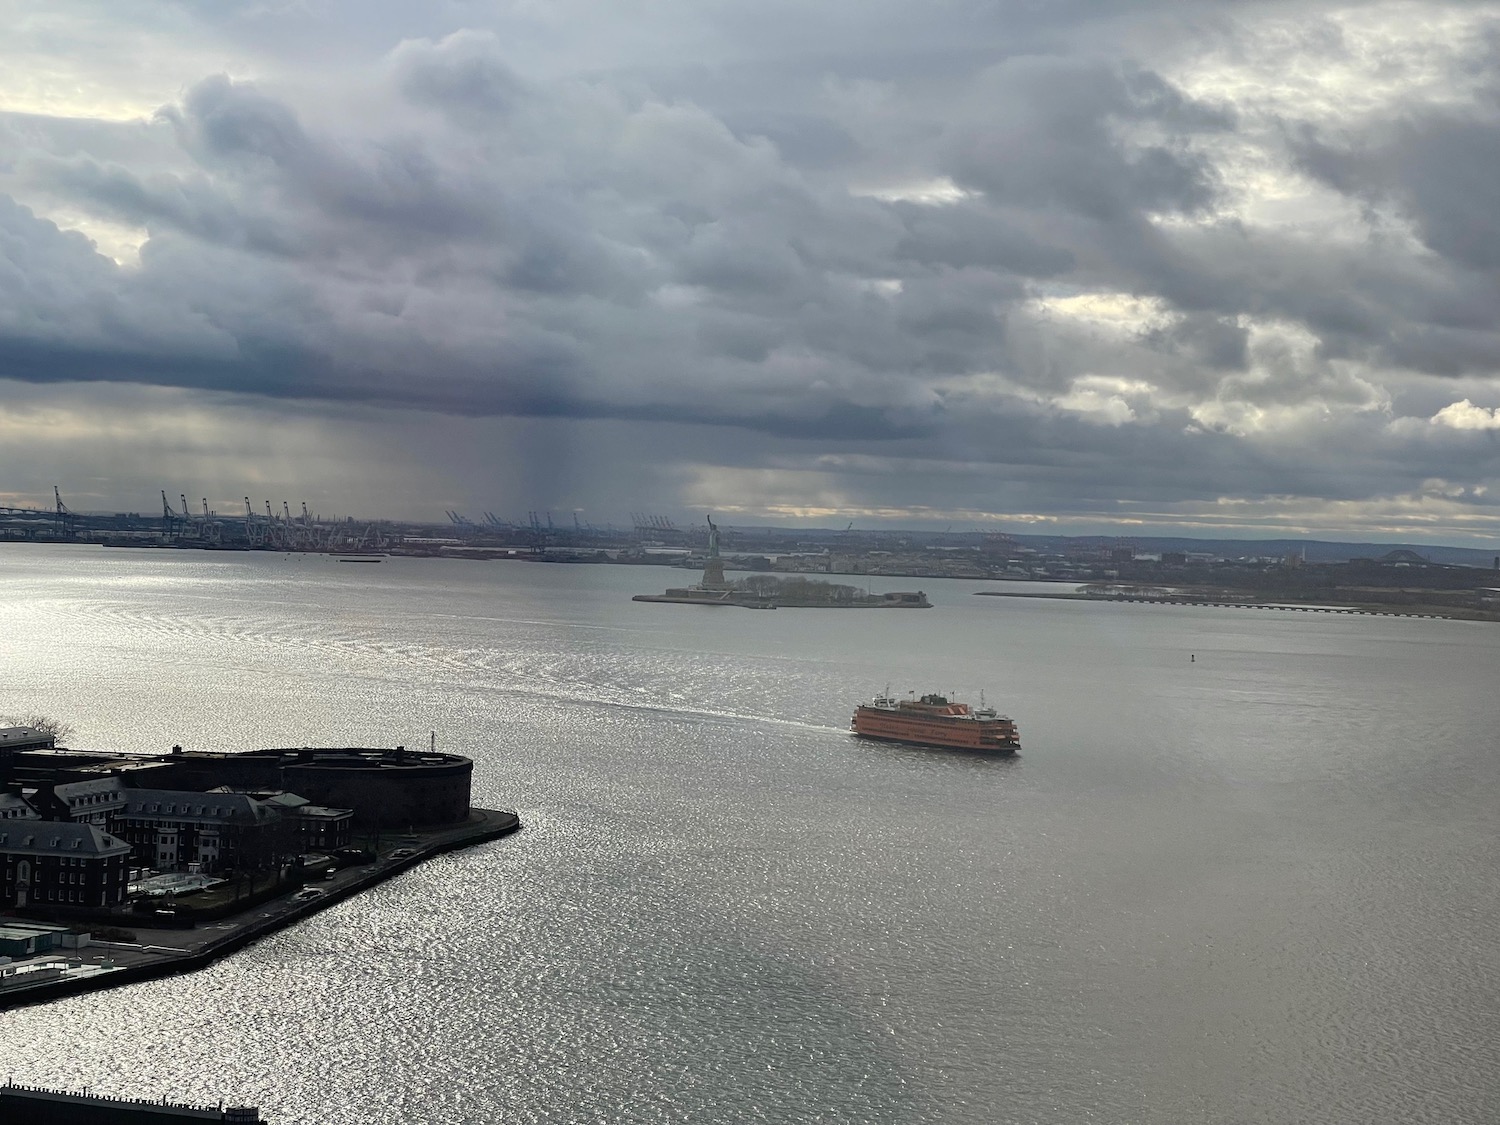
xmin=293 ymin=888 xmax=325 ymax=901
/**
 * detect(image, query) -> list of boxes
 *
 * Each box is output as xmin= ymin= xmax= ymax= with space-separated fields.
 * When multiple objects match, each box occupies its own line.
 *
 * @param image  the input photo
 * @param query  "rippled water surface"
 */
xmin=1 ymin=545 xmax=1498 ymax=1124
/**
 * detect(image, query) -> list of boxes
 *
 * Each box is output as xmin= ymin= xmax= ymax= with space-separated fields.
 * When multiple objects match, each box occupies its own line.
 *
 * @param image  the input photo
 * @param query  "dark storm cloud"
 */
xmin=164 ymin=74 xmax=501 ymax=245
xmin=1143 ymin=313 xmax=1249 ymax=372
xmin=1293 ymin=91 xmax=1500 ymax=271
xmin=389 ymin=29 xmax=527 ymax=122
xmin=5 ymin=52 xmax=1222 ymax=414
xmin=1281 ymin=92 xmax=1500 ymax=378
xmin=942 ymin=58 xmax=1232 ymax=223
xmin=0 ymin=195 xmax=240 ymax=368
xmin=2 ymin=0 xmax=1499 ymax=531
xmin=893 ymin=200 xmax=1076 ymax=277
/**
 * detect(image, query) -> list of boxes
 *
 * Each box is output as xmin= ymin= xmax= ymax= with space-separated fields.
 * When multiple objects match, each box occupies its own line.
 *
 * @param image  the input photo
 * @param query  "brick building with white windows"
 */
xmin=112 ymin=789 xmax=285 ymax=873
xmin=0 ymin=822 xmax=132 ymax=910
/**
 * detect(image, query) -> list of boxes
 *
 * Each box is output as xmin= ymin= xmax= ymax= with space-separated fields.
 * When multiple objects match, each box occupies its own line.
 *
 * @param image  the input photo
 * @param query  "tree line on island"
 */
xmin=734 ymin=575 xmax=874 ymax=604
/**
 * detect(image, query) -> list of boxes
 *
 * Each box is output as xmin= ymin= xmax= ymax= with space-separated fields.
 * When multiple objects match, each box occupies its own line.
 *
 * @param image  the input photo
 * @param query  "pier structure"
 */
xmin=973 ymin=589 xmax=1465 ymax=618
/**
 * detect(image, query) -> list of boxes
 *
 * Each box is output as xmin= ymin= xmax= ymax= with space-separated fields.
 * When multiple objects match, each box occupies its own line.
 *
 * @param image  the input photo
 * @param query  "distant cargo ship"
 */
xmin=851 ymin=692 xmax=1020 ymax=753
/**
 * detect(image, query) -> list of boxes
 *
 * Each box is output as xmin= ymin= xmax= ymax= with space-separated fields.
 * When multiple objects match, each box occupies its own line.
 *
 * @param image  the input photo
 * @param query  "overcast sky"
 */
xmin=2 ymin=1 xmax=1499 ymax=541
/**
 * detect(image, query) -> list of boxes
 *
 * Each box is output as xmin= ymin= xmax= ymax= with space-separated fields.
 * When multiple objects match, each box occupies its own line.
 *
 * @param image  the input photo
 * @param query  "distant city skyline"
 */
xmin=3 ymin=3 xmax=1499 ymax=544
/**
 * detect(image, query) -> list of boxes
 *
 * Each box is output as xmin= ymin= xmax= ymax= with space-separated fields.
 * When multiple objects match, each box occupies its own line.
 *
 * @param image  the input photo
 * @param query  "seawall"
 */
xmin=0 ymin=808 xmax=520 ymax=1012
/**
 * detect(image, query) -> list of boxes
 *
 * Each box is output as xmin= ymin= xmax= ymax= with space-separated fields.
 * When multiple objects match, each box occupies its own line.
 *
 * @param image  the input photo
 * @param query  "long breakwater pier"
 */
xmin=974 ymin=589 xmax=1458 ymax=620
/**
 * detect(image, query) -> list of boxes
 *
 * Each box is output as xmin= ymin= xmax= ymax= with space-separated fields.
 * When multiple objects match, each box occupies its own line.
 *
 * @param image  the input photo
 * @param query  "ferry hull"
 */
xmin=852 ymin=729 xmax=1019 ymax=755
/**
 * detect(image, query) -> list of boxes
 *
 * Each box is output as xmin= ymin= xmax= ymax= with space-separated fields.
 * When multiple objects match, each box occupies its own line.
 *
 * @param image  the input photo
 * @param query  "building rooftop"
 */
xmin=121 ymin=790 xmax=275 ymax=825
xmin=297 ymin=805 xmax=352 ymax=819
xmin=259 ymin=792 xmax=310 ymax=809
xmin=54 ymin=776 xmax=126 ymax=799
xmin=0 ymin=792 xmax=38 ymax=821
xmin=49 ymin=777 xmax=128 ymax=812
xmin=0 ymin=727 xmax=55 ymax=752
xmin=243 ymin=747 xmax=470 ymax=770
xmin=203 ymin=789 xmax=352 ymax=819
xmin=0 ymin=822 xmax=131 ymax=857
xmin=0 ymin=922 xmax=69 ymax=940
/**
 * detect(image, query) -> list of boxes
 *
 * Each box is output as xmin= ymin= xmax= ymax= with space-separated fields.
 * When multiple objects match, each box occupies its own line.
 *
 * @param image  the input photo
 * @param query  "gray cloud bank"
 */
xmin=2 ymin=1 xmax=1500 ymax=536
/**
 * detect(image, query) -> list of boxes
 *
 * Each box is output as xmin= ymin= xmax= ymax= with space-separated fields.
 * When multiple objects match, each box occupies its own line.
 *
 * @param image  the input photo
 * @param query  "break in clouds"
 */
xmin=1 ymin=0 xmax=1499 ymax=537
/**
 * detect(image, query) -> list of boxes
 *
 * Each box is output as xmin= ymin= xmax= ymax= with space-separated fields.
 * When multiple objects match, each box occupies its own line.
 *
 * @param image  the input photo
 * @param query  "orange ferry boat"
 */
xmin=851 ymin=692 xmax=1020 ymax=754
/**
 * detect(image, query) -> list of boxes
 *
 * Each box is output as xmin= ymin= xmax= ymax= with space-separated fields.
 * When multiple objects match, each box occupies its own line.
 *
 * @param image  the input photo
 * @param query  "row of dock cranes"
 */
xmin=443 ymin=509 xmax=623 ymax=540
xmin=159 ymin=492 xmax=388 ymax=552
xmin=430 ymin=510 xmax=694 ymax=547
xmin=444 ymin=510 xmax=509 ymax=530
xmin=0 ymin=487 xmax=388 ymax=552
xmin=8 ymin=487 xmax=694 ymax=551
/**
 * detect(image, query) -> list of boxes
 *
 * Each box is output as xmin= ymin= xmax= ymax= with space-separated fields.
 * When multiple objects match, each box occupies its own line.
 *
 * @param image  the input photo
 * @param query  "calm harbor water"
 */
xmin=1 ymin=544 xmax=1498 ymax=1125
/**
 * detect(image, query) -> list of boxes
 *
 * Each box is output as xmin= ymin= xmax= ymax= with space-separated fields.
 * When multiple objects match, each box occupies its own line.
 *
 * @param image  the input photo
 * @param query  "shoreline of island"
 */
xmin=0 ymin=807 xmax=520 ymax=1012
xmin=2 ymin=737 xmax=519 ymax=1011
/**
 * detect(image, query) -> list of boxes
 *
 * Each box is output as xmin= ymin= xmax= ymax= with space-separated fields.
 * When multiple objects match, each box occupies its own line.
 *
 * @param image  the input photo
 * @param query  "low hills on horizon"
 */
xmin=716 ymin=527 xmax=1500 ymax=569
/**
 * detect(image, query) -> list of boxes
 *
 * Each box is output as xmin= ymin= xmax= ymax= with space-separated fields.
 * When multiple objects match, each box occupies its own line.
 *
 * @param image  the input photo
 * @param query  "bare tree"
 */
xmin=2 ymin=713 xmax=75 ymax=743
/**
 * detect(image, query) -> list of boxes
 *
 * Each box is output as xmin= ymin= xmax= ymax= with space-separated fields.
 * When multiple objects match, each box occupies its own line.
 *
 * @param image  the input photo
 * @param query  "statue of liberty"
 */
xmin=702 ymin=514 xmax=728 ymax=589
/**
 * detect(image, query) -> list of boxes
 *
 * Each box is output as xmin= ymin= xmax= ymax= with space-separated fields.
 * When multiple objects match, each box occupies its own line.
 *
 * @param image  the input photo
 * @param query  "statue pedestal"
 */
xmin=701 ymin=559 xmax=729 ymax=589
